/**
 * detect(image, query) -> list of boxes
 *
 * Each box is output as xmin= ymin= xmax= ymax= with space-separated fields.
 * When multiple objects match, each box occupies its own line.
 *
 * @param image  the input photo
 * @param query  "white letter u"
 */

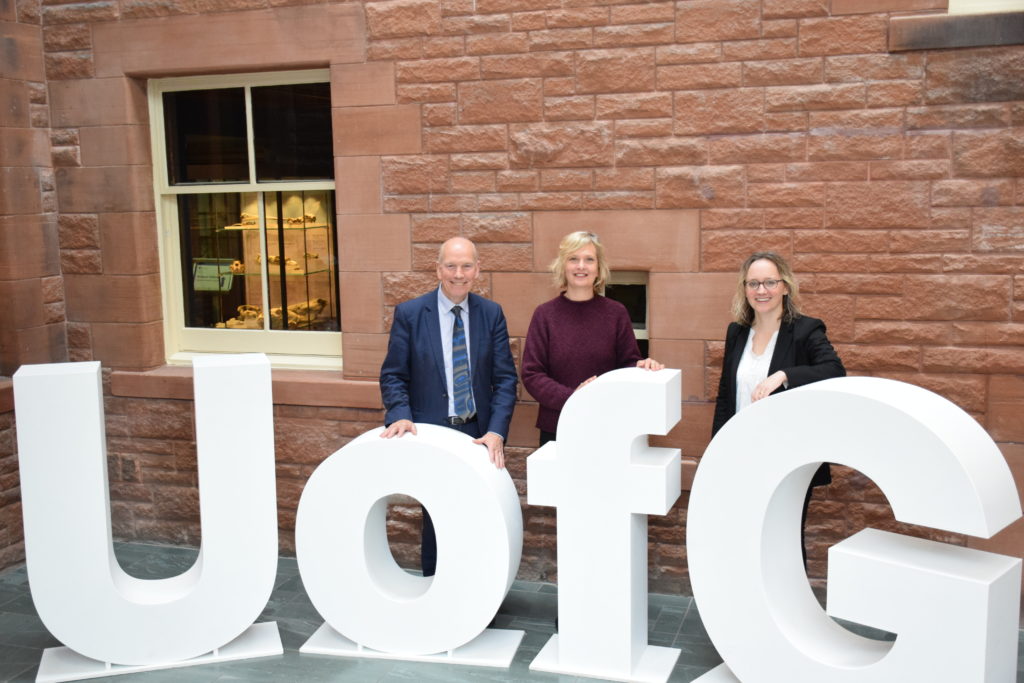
xmin=14 ymin=355 xmax=278 ymax=665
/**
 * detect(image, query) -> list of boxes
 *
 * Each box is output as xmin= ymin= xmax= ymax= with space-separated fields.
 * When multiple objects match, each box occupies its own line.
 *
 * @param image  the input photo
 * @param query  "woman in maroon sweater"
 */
xmin=522 ymin=231 xmax=662 ymax=446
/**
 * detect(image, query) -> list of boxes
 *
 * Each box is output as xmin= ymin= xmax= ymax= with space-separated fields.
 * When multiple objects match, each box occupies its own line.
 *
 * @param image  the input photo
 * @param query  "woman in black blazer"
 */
xmin=711 ymin=252 xmax=845 ymax=561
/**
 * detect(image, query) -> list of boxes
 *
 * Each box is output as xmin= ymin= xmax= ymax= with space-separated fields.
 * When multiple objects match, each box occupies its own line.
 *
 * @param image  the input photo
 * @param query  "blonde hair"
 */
xmin=550 ymin=231 xmax=610 ymax=293
xmin=731 ymin=251 xmax=801 ymax=325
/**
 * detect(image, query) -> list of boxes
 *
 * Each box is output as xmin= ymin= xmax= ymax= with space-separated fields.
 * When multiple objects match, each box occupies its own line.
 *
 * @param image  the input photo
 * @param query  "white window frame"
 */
xmin=148 ymin=70 xmax=342 ymax=370
xmin=948 ymin=0 xmax=1024 ymax=13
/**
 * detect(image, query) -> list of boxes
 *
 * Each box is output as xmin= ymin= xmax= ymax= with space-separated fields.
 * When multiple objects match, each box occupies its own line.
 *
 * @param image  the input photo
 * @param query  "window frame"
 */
xmin=148 ymin=69 xmax=342 ymax=370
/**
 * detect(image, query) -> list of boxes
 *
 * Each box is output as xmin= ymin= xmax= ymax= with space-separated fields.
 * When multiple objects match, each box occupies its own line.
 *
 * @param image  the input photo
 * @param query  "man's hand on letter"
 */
xmin=474 ymin=432 xmax=505 ymax=469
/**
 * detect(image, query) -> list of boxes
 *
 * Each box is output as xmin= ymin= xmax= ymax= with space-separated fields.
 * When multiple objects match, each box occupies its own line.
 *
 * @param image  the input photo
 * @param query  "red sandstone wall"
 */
xmin=0 ymin=0 xmax=1021 ymax=592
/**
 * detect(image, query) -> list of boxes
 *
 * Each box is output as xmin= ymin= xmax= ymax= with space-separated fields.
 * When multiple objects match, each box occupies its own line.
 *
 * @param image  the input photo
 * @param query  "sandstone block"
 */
xmin=529 ymin=27 xmax=591 ymax=51
xmin=518 ymin=192 xmax=583 ymax=211
xmin=925 ymin=47 xmax=1024 ymax=105
xmin=424 ymin=125 xmax=507 ymax=153
xmin=463 ymin=212 xmax=532 ymax=242
xmin=906 ymin=103 xmax=1010 ymax=130
xmin=674 ymin=88 xmax=764 ymax=135
xmin=576 ymin=48 xmax=656 ymax=94
xmin=766 ymin=83 xmax=865 ymax=112
xmin=786 ymin=161 xmax=867 ymax=182
xmin=655 ymin=165 xmax=745 ymax=208
xmin=657 ymin=62 xmax=743 ymax=91
xmin=748 ymin=182 xmax=825 ymax=208
xmin=867 ymin=81 xmax=923 ymax=108
xmin=722 ymin=38 xmax=797 ymax=61
xmin=480 ymin=51 xmax=573 ymax=79
xmin=869 ymin=159 xmax=949 ymax=181
xmin=366 ymin=0 xmax=443 ymax=39
xmin=466 ymin=32 xmax=530 ymax=56
xmin=593 ymin=23 xmax=674 ymax=49
xmin=545 ymin=96 xmax=595 ymax=121
xmin=890 ymin=229 xmax=970 ymax=253
xmin=451 ymin=153 xmax=508 ymax=170
xmin=381 ymin=155 xmax=449 ymax=194
xmin=743 ymin=57 xmax=822 ymax=87
xmin=825 ymin=181 xmax=930 ymax=228
xmin=952 ymin=129 xmax=1024 ymax=178
xmin=610 ymin=2 xmax=674 ymax=25
xmin=509 ymin=122 xmax=614 ymax=168
xmin=616 ymin=119 xmax=673 ymax=137
xmin=825 ymin=52 xmax=924 ymax=83
xmin=798 ymin=14 xmax=887 ymax=56
xmin=496 ymin=170 xmax=539 ymax=191
xmin=450 ymin=171 xmax=495 ymax=193
xmin=932 ymin=179 xmax=1014 ymax=207
xmin=396 ymin=56 xmax=478 ymax=83
xmin=972 ymin=207 xmax=1024 ymax=252
xmin=655 ymin=42 xmax=721 ymax=65
xmin=596 ymin=92 xmax=671 ymax=119
xmin=762 ymin=0 xmax=829 ymax=19
xmin=709 ymin=133 xmax=805 ymax=164
xmin=539 ymin=169 xmax=591 ymax=191
xmin=701 ymin=230 xmax=791 ymax=271
xmin=616 ymin=137 xmax=705 ymax=166
xmin=458 ymin=78 xmax=543 ymax=123
xmin=594 ymin=167 xmax=654 ymax=191
xmin=675 ymin=0 xmax=760 ymax=42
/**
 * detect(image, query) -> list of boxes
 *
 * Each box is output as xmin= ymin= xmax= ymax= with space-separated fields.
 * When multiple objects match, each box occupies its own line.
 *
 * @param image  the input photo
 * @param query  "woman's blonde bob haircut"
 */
xmin=731 ymin=251 xmax=802 ymax=325
xmin=550 ymin=231 xmax=610 ymax=294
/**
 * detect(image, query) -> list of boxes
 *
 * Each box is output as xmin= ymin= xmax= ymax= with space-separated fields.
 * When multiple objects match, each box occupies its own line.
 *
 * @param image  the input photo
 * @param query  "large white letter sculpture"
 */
xmin=296 ymin=423 xmax=525 ymax=667
xmin=14 ymin=356 xmax=281 ymax=681
xmin=528 ymin=368 xmax=683 ymax=683
xmin=688 ymin=376 xmax=1022 ymax=682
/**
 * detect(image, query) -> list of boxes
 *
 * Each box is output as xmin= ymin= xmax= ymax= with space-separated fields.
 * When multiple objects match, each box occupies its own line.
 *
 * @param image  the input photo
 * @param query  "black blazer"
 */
xmin=711 ymin=316 xmax=845 ymax=485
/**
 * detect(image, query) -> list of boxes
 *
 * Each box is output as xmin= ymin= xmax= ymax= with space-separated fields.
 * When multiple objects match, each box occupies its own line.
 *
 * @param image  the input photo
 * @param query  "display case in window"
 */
xmin=182 ymin=190 xmax=338 ymax=332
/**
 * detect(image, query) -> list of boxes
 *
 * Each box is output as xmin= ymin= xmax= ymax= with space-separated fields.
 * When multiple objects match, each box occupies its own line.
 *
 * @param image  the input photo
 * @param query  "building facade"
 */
xmin=1 ymin=0 xmax=1023 ymax=594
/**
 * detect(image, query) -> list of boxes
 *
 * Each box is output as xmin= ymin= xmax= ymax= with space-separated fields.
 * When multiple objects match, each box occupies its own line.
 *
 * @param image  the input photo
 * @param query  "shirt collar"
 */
xmin=437 ymin=288 xmax=469 ymax=314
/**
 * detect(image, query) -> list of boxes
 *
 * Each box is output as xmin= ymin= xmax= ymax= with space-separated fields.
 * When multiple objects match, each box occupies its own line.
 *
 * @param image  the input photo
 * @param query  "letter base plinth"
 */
xmin=300 ymin=623 xmax=525 ymax=668
xmin=35 ymin=622 xmax=283 ymax=683
xmin=694 ymin=663 xmax=740 ymax=682
xmin=529 ymin=634 xmax=681 ymax=683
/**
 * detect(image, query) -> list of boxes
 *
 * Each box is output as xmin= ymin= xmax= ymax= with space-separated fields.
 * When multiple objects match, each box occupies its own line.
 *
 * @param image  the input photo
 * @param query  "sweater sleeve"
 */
xmin=521 ymin=306 xmax=575 ymax=413
xmin=613 ymin=304 xmax=643 ymax=368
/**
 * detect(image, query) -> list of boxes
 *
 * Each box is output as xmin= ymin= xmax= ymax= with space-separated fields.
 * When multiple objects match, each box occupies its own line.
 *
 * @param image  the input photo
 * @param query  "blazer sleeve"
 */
xmin=379 ymin=303 xmax=415 ymax=426
xmin=484 ymin=304 xmax=518 ymax=440
xmin=711 ymin=322 xmax=740 ymax=437
xmin=780 ymin=317 xmax=845 ymax=388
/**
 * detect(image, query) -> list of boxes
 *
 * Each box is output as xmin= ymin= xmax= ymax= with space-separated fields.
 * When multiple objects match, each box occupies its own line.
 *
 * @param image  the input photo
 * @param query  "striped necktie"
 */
xmin=451 ymin=305 xmax=475 ymax=420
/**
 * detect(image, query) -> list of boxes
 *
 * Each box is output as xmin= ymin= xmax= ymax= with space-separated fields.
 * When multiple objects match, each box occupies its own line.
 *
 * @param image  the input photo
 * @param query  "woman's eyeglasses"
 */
xmin=744 ymin=279 xmax=782 ymax=291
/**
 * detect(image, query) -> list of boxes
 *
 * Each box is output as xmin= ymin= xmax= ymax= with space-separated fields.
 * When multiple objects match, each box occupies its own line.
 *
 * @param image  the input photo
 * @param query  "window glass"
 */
xmin=163 ymin=88 xmax=248 ymax=184
xmin=178 ymin=191 xmax=338 ymax=331
xmin=252 ymin=83 xmax=333 ymax=181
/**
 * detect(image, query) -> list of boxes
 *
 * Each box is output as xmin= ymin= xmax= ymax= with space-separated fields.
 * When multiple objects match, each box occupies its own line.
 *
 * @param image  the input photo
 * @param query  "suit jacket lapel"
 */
xmin=768 ymin=321 xmax=795 ymax=375
xmin=424 ymin=290 xmax=447 ymax=390
xmin=729 ymin=325 xmax=750 ymax=395
xmin=467 ymin=293 xmax=483 ymax=380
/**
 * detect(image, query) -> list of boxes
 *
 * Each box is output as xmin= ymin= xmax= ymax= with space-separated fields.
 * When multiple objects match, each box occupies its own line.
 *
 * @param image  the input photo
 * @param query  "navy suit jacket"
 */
xmin=712 ymin=315 xmax=845 ymax=437
xmin=380 ymin=289 xmax=518 ymax=440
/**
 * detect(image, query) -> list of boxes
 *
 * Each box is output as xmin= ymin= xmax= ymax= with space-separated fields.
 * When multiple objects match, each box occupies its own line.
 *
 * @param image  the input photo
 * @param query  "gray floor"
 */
xmin=0 ymin=542 xmax=1020 ymax=682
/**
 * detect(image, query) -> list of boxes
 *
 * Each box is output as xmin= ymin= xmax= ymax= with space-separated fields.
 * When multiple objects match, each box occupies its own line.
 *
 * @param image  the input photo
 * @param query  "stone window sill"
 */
xmin=890 ymin=11 xmax=1024 ymax=50
xmin=110 ymin=365 xmax=383 ymax=410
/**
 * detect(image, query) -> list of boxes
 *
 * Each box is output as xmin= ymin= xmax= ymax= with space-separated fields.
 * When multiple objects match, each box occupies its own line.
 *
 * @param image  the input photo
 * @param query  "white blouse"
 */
xmin=735 ymin=329 xmax=778 ymax=414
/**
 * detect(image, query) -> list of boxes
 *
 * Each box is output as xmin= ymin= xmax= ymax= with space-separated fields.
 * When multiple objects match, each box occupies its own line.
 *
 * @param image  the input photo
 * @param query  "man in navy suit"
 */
xmin=379 ymin=236 xmax=518 ymax=575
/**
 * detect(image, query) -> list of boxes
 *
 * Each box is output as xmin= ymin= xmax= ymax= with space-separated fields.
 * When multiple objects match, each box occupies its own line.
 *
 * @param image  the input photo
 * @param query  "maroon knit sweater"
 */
xmin=521 ymin=294 xmax=642 ymax=433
